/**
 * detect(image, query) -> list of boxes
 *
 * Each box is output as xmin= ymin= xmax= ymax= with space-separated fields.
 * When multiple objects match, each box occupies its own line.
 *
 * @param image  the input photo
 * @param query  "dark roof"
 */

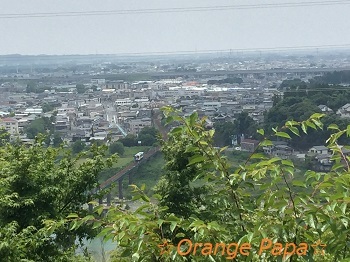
xmin=241 ymin=139 xmax=259 ymax=144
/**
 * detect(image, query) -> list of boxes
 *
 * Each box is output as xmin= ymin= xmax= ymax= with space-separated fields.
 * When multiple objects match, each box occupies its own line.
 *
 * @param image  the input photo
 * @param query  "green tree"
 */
xmin=119 ymin=134 xmax=137 ymax=147
xmin=138 ymin=133 xmax=156 ymax=146
xmin=42 ymin=103 xmax=55 ymax=113
xmin=25 ymin=117 xmax=54 ymax=139
xmin=76 ymin=84 xmax=85 ymax=94
xmin=0 ymin=128 xmax=10 ymax=146
xmin=26 ymin=81 xmax=46 ymax=93
xmin=72 ymin=140 xmax=85 ymax=153
xmin=109 ymin=141 xmax=125 ymax=155
xmin=0 ymin=137 xmax=115 ymax=261
xmin=213 ymin=121 xmax=236 ymax=146
xmin=137 ymin=126 xmax=160 ymax=146
xmin=139 ymin=126 xmax=159 ymax=138
xmin=53 ymin=132 xmax=63 ymax=147
xmin=235 ymin=111 xmax=258 ymax=138
xmin=154 ymin=112 xmax=210 ymax=219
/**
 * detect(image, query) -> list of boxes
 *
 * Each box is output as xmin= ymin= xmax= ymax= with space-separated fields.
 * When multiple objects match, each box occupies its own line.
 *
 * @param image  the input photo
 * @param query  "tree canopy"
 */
xmin=109 ymin=141 xmax=125 ymax=155
xmin=0 ymin=137 xmax=116 ymax=261
xmin=25 ymin=117 xmax=54 ymax=139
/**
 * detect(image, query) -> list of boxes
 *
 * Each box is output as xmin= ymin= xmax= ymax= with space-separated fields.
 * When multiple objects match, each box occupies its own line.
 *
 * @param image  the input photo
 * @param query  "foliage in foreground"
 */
xmin=0 ymin=137 xmax=116 ymax=261
xmin=53 ymin=108 xmax=350 ymax=261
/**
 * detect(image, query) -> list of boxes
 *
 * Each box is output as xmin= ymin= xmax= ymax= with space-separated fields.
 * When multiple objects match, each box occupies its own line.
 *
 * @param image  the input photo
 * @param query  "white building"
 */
xmin=24 ymin=107 xmax=43 ymax=115
xmin=116 ymin=98 xmax=132 ymax=107
xmin=91 ymin=79 xmax=106 ymax=85
xmin=202 ymin=102 xmax=221 ymax=110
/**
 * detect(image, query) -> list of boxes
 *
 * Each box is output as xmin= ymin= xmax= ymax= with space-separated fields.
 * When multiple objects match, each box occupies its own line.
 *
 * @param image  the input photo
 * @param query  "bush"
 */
xmin=109 ymin=142 xmax=125 ymax=155
xmin=72 ymin=140 xmax=85 ymax=154
xmin=119 ymin=135 xmax=138 ymax=147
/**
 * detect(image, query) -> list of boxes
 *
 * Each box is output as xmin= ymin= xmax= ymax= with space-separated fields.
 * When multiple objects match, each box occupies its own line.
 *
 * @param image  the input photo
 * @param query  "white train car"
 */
xmin=134 ymin=152 xmax=144 ymax=161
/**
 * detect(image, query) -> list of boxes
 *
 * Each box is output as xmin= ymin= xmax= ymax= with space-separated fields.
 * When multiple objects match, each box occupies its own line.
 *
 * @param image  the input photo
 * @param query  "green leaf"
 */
xmin=311 ymin=118 xmax=323 ymax=130
xmin=189 ymin=219 xmax=204 ymax=228
xmin=92 ymin=221 xmax=102 ymax=229
xmin=292 ymin=180 xmax=306 ymax=188
xmin=135 ymin=204 xmax=151 ymax=213
xmin=190 ymin=111 xmax=198 ymax=125
xmin=289 ymin=126 xmax=300 ymax=136
xmin=96 ymin=227 xmax=114 ymax=239
xmin=310 ymin=113 xmax=325 ymax=119
xmin=340 ymin=202 xmax=347 ymax=215
xmin=167 ymin=215 xmax=180 ymax=222
xmin=275 ymin=132 xmax=291 ymax=139
xmin=306 ymin=120 xmax=317 ymax=129
xmin=306 ymin=214 xmax=315 ymax=229
xmin=328 ymin=124 xmax=339 ymax=131
xmin=219 ymin=146 xmax=228 ymax=153
xmin=176 ymin=233 xmax=185 ymax=238
xmin=141 ymin=194 xmax=150 ymax=202
xmin=188 ymin=155 xmax=206 ymax=165
xmin=281 ymin=159 xmax=294 ymax=167
xmin=285 ymin=120 xmax=299 ymax=127
xmin=132 ymin=253 xmax=140 ymax=261
xmin=250 ymin=153 xmax=267 ymax=159
xmin=347 ymin=125 xmax=350 ymax=137
xmin=185 ymin=146 xmax=199 ymax=153
xmin=208 ymin=129 xmax=215 ymax=137
xmin=301 ymin=122 xmax=308 ymax=134
xmin=66 ymin=213 xmax=79 ymax=219
xmin=170 ymin=127 xmax=182 ymax=134
xmin=257 ymin=129 xmax=264 ymax=136
xmin=170 ymin=222 xmax=177 ymax=232
xmin=260 ymin=139 xmax=273 ymax=146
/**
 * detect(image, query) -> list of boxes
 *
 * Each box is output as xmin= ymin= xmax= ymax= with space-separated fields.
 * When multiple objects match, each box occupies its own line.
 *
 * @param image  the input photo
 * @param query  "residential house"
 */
xmin=308 ymin=146 xmax=329 ymax=155
xmin=318 ymin=104 xmax=333 ymax=113
xmin=241 ymin=139 xmax=259 ymax=152
xmin=336 ymin=103 xmax=350 ymax=118
xmin=263 ymin=141 xmax=294 ymax=159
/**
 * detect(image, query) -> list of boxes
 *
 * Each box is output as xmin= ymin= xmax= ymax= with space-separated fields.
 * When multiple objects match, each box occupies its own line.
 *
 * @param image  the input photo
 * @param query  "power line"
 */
xmin=0 ymin=0 xmax=349 ymax=19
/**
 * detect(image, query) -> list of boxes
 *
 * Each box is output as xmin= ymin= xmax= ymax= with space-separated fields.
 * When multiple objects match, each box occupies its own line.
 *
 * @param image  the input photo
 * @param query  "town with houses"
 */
xmin=1 ymin=53 xmax=350 ymax=172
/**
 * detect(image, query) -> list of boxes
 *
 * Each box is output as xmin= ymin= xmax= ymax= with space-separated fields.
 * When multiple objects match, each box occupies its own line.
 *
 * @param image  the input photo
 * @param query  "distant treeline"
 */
xmin=267 ymin=71 xmax=350 ymax=149
xmin=315 ymin=70 xmax=350 ymax=84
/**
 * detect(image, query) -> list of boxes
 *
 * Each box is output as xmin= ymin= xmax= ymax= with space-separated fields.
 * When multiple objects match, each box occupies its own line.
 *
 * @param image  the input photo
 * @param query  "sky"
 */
xmin=1 ymin=0 xmax=350 ymax=55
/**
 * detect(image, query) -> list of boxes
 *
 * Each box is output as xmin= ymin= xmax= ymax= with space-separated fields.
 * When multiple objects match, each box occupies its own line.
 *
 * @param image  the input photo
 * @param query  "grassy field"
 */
xmin=224 ymin=150 xmax=251 ymax=170
xmin=106 ymin=148 xmax=312 ymax=201
xmin=107 ymin=152 xmax=165 ymax=199
xmin=99 ymin=146 xmax=150 ymax=182
xmin=115 ymin=150 xmax=250 ymax=199
xmin=73 ymin=146 xmax=151 ymax=183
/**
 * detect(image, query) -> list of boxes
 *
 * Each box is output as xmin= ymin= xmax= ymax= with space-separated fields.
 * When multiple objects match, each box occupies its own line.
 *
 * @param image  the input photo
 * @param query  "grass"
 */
xmin=98 ymin=146 xmax=151 ymax=182
xmin=108 ymin=152 xmax=165 ymax=199
xmin=104 ymin=147 xmax=310 ymax=200
xmin=127 ymin=152 xmax=165 ymax=195
xmin=73 ymin=146 xmax=151 ymax=183
xmin=224 ymin=150 xmax=251 ymax=170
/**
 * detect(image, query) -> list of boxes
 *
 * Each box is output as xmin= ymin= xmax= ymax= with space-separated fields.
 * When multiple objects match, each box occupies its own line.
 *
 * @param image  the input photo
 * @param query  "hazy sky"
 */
xmin=1 ymin=0 xmax=350 ymax=55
